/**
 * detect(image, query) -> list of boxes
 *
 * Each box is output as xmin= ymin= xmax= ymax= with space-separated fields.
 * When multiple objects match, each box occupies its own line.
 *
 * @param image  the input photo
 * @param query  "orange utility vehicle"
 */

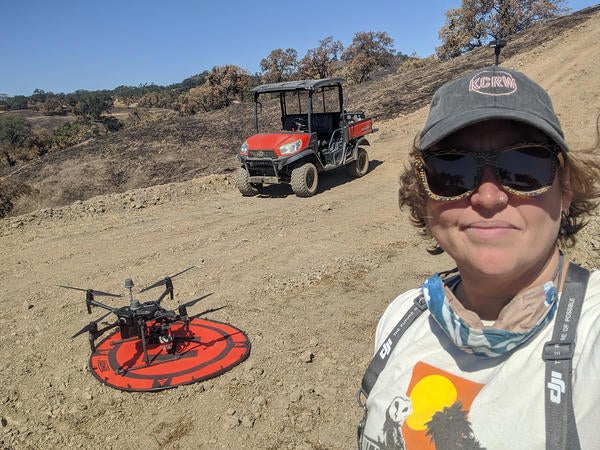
xmin=236 ymin=78 xmax=377 ymax=197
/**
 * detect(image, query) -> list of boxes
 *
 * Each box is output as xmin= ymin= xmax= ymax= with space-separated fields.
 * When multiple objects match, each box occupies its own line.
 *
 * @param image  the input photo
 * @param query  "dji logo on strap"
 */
xmin=548 ymin=371 xmax=566 ymax=404
xmin=379 ymin=338 xmax=392 ymax=359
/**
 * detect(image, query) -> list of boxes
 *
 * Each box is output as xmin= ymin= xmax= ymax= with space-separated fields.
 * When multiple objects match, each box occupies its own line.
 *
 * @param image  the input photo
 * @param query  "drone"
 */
xmin=61 ymin=267 xmax=205 ymax=357
xmin=60 ymin=267 xmax=251 ymax=391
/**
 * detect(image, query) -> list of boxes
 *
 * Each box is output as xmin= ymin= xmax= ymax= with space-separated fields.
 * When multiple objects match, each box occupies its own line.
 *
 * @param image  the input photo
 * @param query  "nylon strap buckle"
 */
xmin=542 ymin=341 xmax=574 ymax=361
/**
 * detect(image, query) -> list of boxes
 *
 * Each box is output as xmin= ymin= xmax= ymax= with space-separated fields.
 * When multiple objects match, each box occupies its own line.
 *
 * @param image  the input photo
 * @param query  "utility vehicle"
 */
xmin=236 ymin=78 xmax=376 ymax=197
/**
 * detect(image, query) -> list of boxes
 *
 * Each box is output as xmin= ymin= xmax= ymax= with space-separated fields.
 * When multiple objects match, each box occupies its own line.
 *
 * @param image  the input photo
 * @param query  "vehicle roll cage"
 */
xmin=250 ymin=78 xmax=345 ymax=134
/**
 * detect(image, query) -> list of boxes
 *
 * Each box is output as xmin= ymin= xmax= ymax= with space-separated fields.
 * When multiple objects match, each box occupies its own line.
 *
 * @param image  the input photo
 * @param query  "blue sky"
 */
xmin=1 ymin=0 xmax=597 ymax=96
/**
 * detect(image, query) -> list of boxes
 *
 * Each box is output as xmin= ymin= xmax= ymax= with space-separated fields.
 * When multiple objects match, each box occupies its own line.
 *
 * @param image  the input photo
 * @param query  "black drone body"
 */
xmin=61 ymin=267 xmax=250 ymax=391
xmin=61 ymin=267 xmax=207 ymax=357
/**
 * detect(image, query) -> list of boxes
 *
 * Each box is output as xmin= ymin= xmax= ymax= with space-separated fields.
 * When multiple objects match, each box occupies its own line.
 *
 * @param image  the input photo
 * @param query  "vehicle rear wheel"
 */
xmin=236 ymin=167 xmax=260 ymax=196
xmin=291 ymin=163 xmax=318 ymax=197
xmin=346 ymin=147 xmax=369 ymax=177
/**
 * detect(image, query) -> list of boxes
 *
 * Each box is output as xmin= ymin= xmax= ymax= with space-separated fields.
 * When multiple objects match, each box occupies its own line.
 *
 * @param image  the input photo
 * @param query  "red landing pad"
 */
xmin=89 ymin=318 xmax=251 ymax=391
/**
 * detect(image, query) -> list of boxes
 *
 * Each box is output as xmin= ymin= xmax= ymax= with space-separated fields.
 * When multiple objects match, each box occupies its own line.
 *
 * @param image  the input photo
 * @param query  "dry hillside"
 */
xmin=2 ymin=6 xmax=599 ymax=218
xmin=1 ymin=6 xmax=599 ymax=449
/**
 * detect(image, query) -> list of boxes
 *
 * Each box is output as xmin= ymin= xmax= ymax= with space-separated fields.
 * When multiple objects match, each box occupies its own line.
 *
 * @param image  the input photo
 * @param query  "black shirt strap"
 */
xmin=543 ymin=263 xmax=589 ymax=450
xmin=359 ymin=294 xmax=427 ymax=398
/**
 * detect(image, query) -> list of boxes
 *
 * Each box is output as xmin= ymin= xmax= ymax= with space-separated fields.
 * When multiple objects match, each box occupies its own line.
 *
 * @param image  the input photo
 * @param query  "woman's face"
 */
xmin=425 ymin=120 xmax=571 ymax=281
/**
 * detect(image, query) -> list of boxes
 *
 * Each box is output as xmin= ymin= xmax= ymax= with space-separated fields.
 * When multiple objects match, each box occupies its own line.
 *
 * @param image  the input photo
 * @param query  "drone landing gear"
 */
xmin=111 ymin=336 xmax=204 ymax=375
xmin=89 ymin=317 xmax=250 ymax=391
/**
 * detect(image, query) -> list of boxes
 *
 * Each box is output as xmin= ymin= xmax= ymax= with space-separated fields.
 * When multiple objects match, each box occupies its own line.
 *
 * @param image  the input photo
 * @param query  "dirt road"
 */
xmin=1 ymin=10 xmax=599 ymax=449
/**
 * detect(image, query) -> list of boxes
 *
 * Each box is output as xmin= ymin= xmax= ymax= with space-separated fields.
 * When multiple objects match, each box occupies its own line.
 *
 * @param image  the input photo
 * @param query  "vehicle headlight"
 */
xmin=240 ymin=141 xmax=249 ymax=155
xmin=279 ymin=139 xmax=302 ymax=155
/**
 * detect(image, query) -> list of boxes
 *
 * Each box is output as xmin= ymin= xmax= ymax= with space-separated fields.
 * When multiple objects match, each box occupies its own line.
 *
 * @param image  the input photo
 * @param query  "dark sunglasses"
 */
xmin=416 ymin=143 xmax=564 ymax=201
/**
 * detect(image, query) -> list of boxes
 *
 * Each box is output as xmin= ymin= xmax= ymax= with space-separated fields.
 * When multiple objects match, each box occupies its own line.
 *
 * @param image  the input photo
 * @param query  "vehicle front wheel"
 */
xmin=346 ymin=147 xmax=369 ymax=177
xmin=291 ymin=163 xmax=318 ymax=197
xmin=236 ymin=167 xmax=260 ymax=196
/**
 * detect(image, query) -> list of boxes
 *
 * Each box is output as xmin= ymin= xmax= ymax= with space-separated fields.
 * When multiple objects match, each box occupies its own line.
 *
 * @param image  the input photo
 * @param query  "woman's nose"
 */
xmin=469 ymin=167 xmax=509 ymax=209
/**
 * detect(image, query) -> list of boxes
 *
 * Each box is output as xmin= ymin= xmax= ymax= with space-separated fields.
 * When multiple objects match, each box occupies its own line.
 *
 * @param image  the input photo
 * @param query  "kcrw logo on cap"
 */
xmin=468 ymin=70 xmax=518 ymax=96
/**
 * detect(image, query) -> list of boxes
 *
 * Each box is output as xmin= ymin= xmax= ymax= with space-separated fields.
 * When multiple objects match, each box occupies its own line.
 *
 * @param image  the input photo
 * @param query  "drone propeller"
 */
xmin=180 ymin=292 xmax=213 ymax=309
xmin=175 ymin=292 xmax=213 ymax=317
xmin=138 ymin=266 xmax=196 ymax=294
xmin=71 ymin=311 xmax=113 ymax=340
xmin=191 ymin=305 xmax=227 ymax=319
xmin=59 ymin=284 xmax=123 ymax=313
xmin=58 ymin=285 xmax=123 ymax=298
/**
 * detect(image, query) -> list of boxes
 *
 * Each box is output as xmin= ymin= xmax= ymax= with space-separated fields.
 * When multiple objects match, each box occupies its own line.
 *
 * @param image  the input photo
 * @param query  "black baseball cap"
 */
xmin=417 ymin=66 xmax=569 ymax=152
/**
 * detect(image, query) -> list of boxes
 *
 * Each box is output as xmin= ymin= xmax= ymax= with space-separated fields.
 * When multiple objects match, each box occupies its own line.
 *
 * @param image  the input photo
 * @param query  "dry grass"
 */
xmin=1 ymin=5 xmax=598 ymax=218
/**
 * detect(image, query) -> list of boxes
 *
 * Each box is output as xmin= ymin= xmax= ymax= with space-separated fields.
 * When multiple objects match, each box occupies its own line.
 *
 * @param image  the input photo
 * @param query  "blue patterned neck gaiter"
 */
xmin=423 ymin=274 xmax=558 ymax=358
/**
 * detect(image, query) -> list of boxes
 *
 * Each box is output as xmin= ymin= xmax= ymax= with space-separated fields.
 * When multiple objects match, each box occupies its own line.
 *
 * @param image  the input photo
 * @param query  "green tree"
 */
xmin=260 ymin=48 xmax=298 ymax=83
xmin=0 ymin=114 xmax=33 ymax=166
xmin=50 ymin=121 xmax=97 ymax=149
xmin=342 ymin=31 xmax=395 ymax=83
xmin=437 ymin=0 xmax=568 ymax=60
xmin=39 ymin=93 xmax=67 ymax=115
xmin=0 ymin=95 xmax=28 ymax=110
xmin=68 ymin=90 xmax=113 ymax=121
xmin=177 ymin=73 xmax=208 ymax=91
xmin=298 ymin=37 xmax=344 ymax=79
xmin=30 ymin=88 xmax=49 ymax=106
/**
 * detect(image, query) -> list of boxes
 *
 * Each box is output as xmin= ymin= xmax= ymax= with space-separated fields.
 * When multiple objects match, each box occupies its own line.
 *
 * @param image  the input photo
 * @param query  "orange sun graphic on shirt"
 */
xmin=402 ymin=362 xmax=484 ymax=449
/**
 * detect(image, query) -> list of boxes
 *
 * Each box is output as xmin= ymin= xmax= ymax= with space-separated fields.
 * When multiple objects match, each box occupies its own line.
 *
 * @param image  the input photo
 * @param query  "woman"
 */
xmin=357 ymin=66 xmax=600 ymax=450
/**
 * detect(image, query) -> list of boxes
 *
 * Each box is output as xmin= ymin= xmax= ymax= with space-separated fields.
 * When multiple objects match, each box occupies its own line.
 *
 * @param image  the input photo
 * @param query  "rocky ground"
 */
xmin=1 ymin=8 xmax=599 ymax=450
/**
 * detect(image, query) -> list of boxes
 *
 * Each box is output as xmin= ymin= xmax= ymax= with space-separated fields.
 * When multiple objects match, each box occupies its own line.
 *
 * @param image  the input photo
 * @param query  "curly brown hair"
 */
xmin=398 ymin=131 xmax=600 ymax=255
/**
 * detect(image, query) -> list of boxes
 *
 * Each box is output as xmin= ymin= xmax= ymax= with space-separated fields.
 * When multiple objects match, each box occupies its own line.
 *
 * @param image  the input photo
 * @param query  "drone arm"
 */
xmin=88 ymin=331 xmax=96 ymax=353
xmin=95 ymin=320 xmax=120 ymax=337
xmin=88 ymin=320 xmax=120 ymax=353
xmin=156 ymin=278 xmax=174 ymax=305
xmin=178 ymin=305 xmax=189 ymax=318
xmin=85 ymin=291 xmax=93 ymax=314
xmin=88 ymin=298 xmax=119 ymax=314
xmin=156 ymin=290 xmax=169 ymax=305
xmin=167 ymin=278 xmax=174 ymax=300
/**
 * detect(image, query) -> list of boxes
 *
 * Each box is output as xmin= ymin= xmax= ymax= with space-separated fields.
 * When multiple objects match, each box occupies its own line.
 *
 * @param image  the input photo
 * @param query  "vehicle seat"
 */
xmin=311 ymin=114 xmax=335 ymax=139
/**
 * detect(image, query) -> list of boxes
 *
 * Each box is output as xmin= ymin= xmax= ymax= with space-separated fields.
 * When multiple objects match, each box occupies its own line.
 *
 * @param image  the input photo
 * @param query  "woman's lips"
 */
xmin=462 ymin=221 xmax=518 ymax=238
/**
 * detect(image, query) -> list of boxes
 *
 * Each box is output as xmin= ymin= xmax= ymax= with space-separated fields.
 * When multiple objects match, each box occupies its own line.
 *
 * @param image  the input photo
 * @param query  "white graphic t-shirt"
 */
xmin=359 ymin=270 xmax=600 ymax=450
